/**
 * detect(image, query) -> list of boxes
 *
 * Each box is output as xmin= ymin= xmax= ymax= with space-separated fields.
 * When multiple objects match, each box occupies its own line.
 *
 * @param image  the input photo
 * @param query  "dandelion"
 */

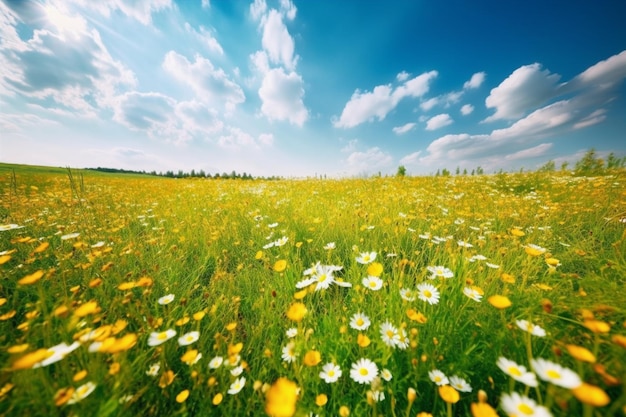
xmin=157 ymin=294 xmax=175 ymax=305
xmin=427 ymin=265 xmax=454 ymax=279
xmin=428 ymin=369 xmax=449 ymax=386
xmin=349 ymin=312 xmax=371 ymax=330
xmin=515 ymin=320 xmax=546 ymax=337
xmin=530 ymin=358 xmax=582 ymax=389
xmin=178 ymin=331 xmax=200 ymax=346
xmin=273 ymin=259 xmax=287 ymax=272
xmin=265 ymin=377 xmax=298 ymax=417
xmin=450 ymin=375 xmax=472 ymax=392
xmin=148 ymin=329 xmax=176 ymax=346
xmin=67 ymin=382 xmax=96 ymax=404
xmin=356 ymin=251 xmax=377 ymax=264
xmin=417 ymin=282 xmax=440 ymax=305
xmin=366 ymin=262 xmax=383 ymax=277
xmin=286 ymin=302 xmax=307 ymax=322
xmin=146 ymin=363 xmax=160 ymax=376
xmin=463 ymin=287 xmax=483 ymax=302
xmin=281 ymin=342 xmax=297 ymax=363
xmin=496 ymin=357 xmax=538 ymax=387
xmin=350 ymin=358 xmax=378 ymax=384
xmin=320 ymin=363 xmax=342 ymax=383
xmin=400 ymin=288 xmax=417 ymax=301
xmin=208 ymin=356 xmax=223 ymax=369
xmin=362 ymin=276 xmax=383 ymax=291
xmin=500 ymin=392 xmax=552 ymax=417
xmin=228 ymin=377 xmax=246 ymax=395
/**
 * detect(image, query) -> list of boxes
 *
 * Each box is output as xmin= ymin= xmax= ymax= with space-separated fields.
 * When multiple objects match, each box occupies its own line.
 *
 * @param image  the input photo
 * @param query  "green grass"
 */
xmin=0 ymin=164 xmax=625 ymax=417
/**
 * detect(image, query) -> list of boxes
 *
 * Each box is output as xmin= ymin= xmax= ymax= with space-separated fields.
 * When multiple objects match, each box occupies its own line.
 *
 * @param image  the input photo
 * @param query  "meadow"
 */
xmin=1 ymin=163 xmax=625 ymax=417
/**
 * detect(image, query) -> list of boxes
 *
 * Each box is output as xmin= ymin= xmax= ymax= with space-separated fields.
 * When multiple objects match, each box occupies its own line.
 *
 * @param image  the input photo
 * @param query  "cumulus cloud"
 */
xmin=216 ymin=126 xmax=274 ymax=150
xmin=261 ymin=9 xmax=297 ymax=70
xmin=504 ymin=143 xmax=553 ymax=161
xmin=334 ymin=71 xmax=438 ymax=128
xmin=258 ymin=67 xmax=308 ymax=126
xmin=399 ymin=151 xmax=421 ymax=166
xmin=484 ymin=63 xmax=562 ymax=122
xmin=460 ymin=104 xmax=474 ymax=115
xmin=340 ymin=138 xmax=358 ymax=153
xmin=0 ymin=3 xmax=136 ymax=114
xmin=345 ymin=147 xmax=393 ymax=175
xmin=396 ymin=71 xmax=410 ymax=82
xmin=425 ymin=114 xmax=453 ymax=131
xmin=184 ymin=23 xmax=224 ymax=55
xmin=463 ymin=72 xmax=486 ymax=89
xmin=70 ymin=0 xmax=172 ymax=25
xmin=250 ymin=0 xmax=267 ymax=21
xmin=279 ymin=0 xmax=297 ymax=20
xmin=162 ymin=51 xmax=244 ymax=111
xmin=392 ymin=122 xmax=416 ymax=135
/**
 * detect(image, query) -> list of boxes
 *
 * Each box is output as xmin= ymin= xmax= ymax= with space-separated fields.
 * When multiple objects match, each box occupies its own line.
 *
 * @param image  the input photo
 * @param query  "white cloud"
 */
xmin=340 ymin=138 xmax=358 ymax=153
xmin=504 ymin=143 xmax=553 ymax=161
xmin=399 ymin=151 xmax=421 ymax=166
xmin=463 ymin=72 xmax=486 ymax=89
xmin=425 ymin=113 xmax=453 ymax=130
xmin=279 ymin=0 xmax=297 ymax=20
xmin=261 ymin=9 xmax=297 ymax=70
xmin=392 ymin=122 xmax=416 ymax=135
xmin=185 ymin=22 xmax=224 ymax=55
xmin=570 ymin=50 xmax=626 ymax=89
xmin=420 ymin=97 xmax=439 ymax=111
xmin=484 ymin=63 xmax=562 ymax=122
xmin=202 ymin=0 xmax=210 ymax=9
xmin=460 ymin=104 xmax=474 ymax=115
xmin=258 ymin=133 xmax=274 ymax=146
xmin=216 ymin=127 xmax=273 ymax=150
xmin=573 ymin=109 xmax=606 ymax=129
xmin=250 ymin=0 xmax=267 ymax=21
xmin=334 ymin=71 xmax=438 ymax=128
xmin=162 ymin=51 xmax=244 ymax=111
xmin=345 ymin=147 xmax=393 ymax=175
xmin=70 ymin=0 xmax=172 ymax=25
xmin=258 ymin=67 xmax=307 ymax=126
xmin=396 ymin=71 xmax=410 ymax=82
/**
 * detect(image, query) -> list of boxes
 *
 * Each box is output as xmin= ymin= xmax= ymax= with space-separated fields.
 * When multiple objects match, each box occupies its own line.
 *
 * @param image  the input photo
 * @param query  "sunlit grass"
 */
xmin=1 ymin=166 xmax=625 ymax=416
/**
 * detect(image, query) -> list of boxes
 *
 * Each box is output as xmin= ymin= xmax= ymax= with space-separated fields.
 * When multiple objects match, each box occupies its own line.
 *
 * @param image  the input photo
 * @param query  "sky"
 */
xmin=1 ymin=0 xmax=625 ymax=177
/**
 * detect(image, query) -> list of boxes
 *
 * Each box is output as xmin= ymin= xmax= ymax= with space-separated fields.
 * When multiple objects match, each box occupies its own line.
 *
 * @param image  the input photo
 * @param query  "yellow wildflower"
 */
xmin=265 ymin=377 xmax=298 ymax=417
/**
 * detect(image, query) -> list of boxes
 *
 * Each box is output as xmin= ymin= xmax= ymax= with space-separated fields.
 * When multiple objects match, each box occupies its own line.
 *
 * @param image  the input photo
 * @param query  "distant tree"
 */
xmin=476 ymin=166 xmax=484 ymax=175
xmin=441 ymin=168 xmax=451 ymax=176
xmin=561 ymin=161 xmax=569 ymax=171
xmin=396 ymin=165 xmax=406 ymax=177
xmin=471 ymin=169 xmax=475 ymax=175
xmin=455 ymin=166 xmax=460 ymax=175
xmin=539 ymin=160 xmax=556 ymax=172
xmin=575 ymin=148 xmax=604 ymax=175
xmin=606 ymin=152 xmax=626 ymax=169
xmin=462 ymin=168 xmax=467 ymax=175
xmin=435 ymin=169 xmax=440 ymax=177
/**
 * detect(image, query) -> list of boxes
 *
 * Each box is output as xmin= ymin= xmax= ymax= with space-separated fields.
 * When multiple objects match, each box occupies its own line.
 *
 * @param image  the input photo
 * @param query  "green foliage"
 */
xmin=396 ymin=165 xmax=407 ymax=177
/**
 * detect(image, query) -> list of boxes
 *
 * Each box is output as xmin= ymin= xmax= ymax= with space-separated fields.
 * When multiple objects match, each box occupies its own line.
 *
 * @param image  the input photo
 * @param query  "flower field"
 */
xmin=1 ymin=164 xmax=625 ymax=417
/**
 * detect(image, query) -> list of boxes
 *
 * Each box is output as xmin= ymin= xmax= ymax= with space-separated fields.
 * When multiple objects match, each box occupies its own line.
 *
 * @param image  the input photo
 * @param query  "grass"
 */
xmin=0 ymin=165 xmax=625 ymax=417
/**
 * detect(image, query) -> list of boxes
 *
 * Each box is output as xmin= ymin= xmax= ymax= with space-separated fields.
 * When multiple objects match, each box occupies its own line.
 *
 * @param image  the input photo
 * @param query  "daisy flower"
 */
xmin=362 ymin=276 xmax=383 ymax=291
xmin=349 ymin=312 xmax=371 ymax=331
xmin=157 ymin=294 xmax=175 ymax=305
xmin=208 ymin=356 xmax=223 ymax=369
xmin=380 ymin=321 xmax=400 ymax=348
xmin=501 ymin=392 xmax=552 ymax=417
xmin=457 ymin=240 xmax=473 ymax=248
xmin=349 ymin=358 xmax=378 ymax=384
xmin=324 ymin=242 xmax=336 ymax=250
xmin=230 ymin=365 xmax=244 ymax=376
xmin=463 ymin=287 xmax=483 ymax=302
xmin=281 ymin=342 xmax=297 ymax=363
xmin=319 ymin=363 xmax=342 ymax=383
xmin=356 ymin=251 xmax=377 ymax=264
xmin=178 ymin=331 xmax=200 ymax=346
xmin=428 ymin=369 xmax=449 ymax=386
xmin=67 ymin=382 xmax=96 ymax=404
xmin=496 ymin=357 xmax=538 ymax=387
xmin=33 ymin=342 xmax=80 ymax=368
xmin=449 ymin=375 xmax=472 ymax=392
xmin=148 ymin=329 xmax=176 ymax=346
xmin=530 ymin=358 xmax=582 ymax=389
xmin=516 ymin=320 xmax=546 ymax=337
xmin=228 ymin=377 xmax=246 ymax=395
xmin=146 ymin=363 xmax=161 ymax=377
xmin=286 ymin=328 xmax=298 ymax=338
xmin=427 ymin=265 xmax=454 ymax=279
xmin=400 ymin=288 xmax=417 ymax=301
xmin=417 ymin=282 xmax=440 ymax=305
xmin=381 ymin=368 xmax=393 ymax=381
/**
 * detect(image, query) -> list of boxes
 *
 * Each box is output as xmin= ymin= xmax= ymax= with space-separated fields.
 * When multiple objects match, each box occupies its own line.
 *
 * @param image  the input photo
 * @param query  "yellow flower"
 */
xmin=416 ymin=413 xmax=433 ymax=417
xmin=265 ymin=377 xmax=298 ymax=417
xmin=117 ymin=282 xmax=136 ymax=290
xmin=226 ymin=322 xmax=237 ymax=331
xmin=53 ymin=387 xmax=75 ymax=406
xmin=471 ymin=402 xmax=498 ymax=417
xmin=33 ymin=242 xmax=49 ymax=253
xmin=566 ymin=344 xmax=596 ymax=363
xmin=193 ymin=311 xmax=206 ymax=321
xmin=99 ymin=334 xmax=137 ymax=353
xmin=73 ymin=301 xmax=100 ymax=317
xmin=407 ymin=309 xmax=427 ymax=323
xmin=212 ymin=393 xmax=223 ymax=405
xmin=612 ymin=334 xmax=626 ymax=349
xmin=408 ymin=387 xmax=417 ymax=403
xmin=488 ymin=295 xmax=512 ymax=309
xmin=273 ymin=259 xmax=287 ymax=272
xmin=11 ymin=349 xmax=52 ymax=370
xmin=286 ymin=302 xmax=307 ymax=322
xmin=181 ymin=349 xmax=200 ymax=365
xmin=158 ymin=370 xmax=175 ymax=388
xmin=438 ymin=385 xmax=460 ymax=403
xmin=0 ymin=255 xmax=11 ymax=265
xmin=572 ymin=383 xmax=610 ymax=407
xmin=18 ymin=270 xmax=44 ymax=285
xmin=366 ymin=262 xmax=383 ymax=277
xmin=7 ymin=344 xmax=29 ymax=354
xmin=583 ymin=319 xmax=611 ymax=334
xmin=501 ymin=273 xmax=515 ymax=284
xmin=109 ymin=362 xmax=121 ymax=375
xmin=315 ymin=393 xmax=328 ymax=406
xmin=357 ymin=333 xmax=371 ymax=347
xmin=176 ymin=389 xmax=190 ymax=403
xmin=255 ymin=250 xmax=264 ymax=260
xmin=228 ymin=342 xmax=244 ymax=356
xmin=303 ymin=350 xmax=321 ymax=366
xmin=136 ymin=276 xmax=153 ymax=287
xmin=510 ymin=228 xmax=525 ymax=237
xmin=339 ymin=405 xmax=350 ymax=417
xmin=293 ymin=289 xmax=307 ymax=300
xmin=73 ymin=370 xmax=88 ymax=382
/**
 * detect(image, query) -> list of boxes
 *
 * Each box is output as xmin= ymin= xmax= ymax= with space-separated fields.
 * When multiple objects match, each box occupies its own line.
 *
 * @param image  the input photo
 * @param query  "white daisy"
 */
xmin=349 ymin=358 xmax=378 ymax=384
xmin=286 ymin=327 xmax=298 ymax=338
xmin=349 ymin=312 xmax=371 ymax=331
xmin=428 ymin=369 xmax=449 ymax=386
xmin=516 ymin=320 xmax=546 ymax=337
xmin=496 ymin=357 xmax=538 ymax=387
xmin=501 ymin=392 xmax=552 ymax=417
xmin=67 ymin=381 xmax=96 ymax=404
xmin=319 ymin=362 xmax=342 ymax=383
xmin=356 ymin=251 xmax=377 ymax=264
xmin=228 ymin=377 xmax=246 ymax=395
xmin=178 ymin=331 xmax=200 ymax=346
xmin=449 ymin=375 xmax=472 ymax=392
xmin=146 ymin=363 xmax=161 ymax=376
xmin=381 ymin=368 xmax=392 ymax=381
xmin=362 ymin=275 xmax=383 ymax=291
xmin=157 ymin=294 xmax=175 ymax=305
xmin=530 ymin=358 xmax=582 ymax=389
xmin=417 ymin=282 xmax=440 ymax=305
xmin=281 ymin=341 xmax=297 ymax=363
xmin=208 ymin=356 xmax=223 ymax=369
xmin=148 ymin=329 xmax=176 ymax=346
xmin=427 ymin=265 xmax=454 ymax=279
xmin=463 ymin=287 xmax=483 ymax=302
xmin=379 ymin=321 xmax=400 ymax=348
xmin=400 ymin=288 xmax=417 ymax=301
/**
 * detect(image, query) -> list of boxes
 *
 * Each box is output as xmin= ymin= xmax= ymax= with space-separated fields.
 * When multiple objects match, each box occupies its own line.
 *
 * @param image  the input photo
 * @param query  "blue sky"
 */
xmin=1 ymin=0 xmax=625 ymax=177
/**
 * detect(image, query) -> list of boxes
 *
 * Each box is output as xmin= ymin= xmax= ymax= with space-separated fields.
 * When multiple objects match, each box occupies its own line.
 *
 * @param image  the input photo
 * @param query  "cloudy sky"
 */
xmin=1 ymin=0 xmax=625 ymax=177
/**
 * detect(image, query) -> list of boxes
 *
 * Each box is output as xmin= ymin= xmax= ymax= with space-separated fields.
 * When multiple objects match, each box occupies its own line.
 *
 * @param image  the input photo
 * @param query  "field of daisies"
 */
xmin=1 ymin=164 xmax=625 ymax=417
